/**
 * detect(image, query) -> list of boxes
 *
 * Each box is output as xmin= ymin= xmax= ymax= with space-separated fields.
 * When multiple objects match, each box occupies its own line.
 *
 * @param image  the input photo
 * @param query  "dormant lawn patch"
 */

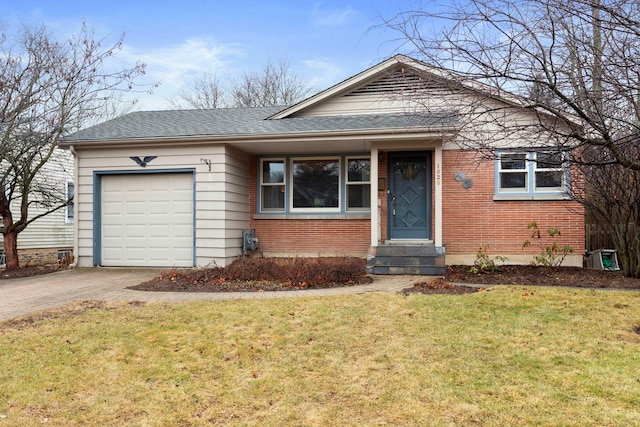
xmin=1 ymin=288 xmax=639 ymax=426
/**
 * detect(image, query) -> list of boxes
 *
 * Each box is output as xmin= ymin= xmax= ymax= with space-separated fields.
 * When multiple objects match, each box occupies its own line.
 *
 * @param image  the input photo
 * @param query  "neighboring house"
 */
xmin=1 ymin=148 xmax=74 ymax=267
xmin=59 ymin=55 xmax=584 ymax=274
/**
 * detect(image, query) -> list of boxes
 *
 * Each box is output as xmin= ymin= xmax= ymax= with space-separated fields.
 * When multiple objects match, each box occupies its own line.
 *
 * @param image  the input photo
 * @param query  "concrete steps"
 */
xmin=366 ymin=244 xmax=446 ymax=275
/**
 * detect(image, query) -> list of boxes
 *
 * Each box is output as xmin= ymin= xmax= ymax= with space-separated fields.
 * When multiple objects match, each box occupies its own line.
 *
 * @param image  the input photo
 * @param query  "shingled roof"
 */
xmin=61 ymin=106 xmax=458 ymax=143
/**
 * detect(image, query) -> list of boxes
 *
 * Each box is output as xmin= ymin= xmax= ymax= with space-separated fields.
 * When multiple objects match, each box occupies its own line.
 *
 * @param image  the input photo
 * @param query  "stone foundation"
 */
xmin=1 ymin=248 xmax=74 ymax=267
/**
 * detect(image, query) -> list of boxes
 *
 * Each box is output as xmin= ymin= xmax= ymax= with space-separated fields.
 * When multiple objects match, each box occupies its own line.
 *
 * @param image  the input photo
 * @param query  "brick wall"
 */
xmin=441 ymin=150 xmax=585 ymax=260
xmin=249 ymin=218 xmax=370 ymax=257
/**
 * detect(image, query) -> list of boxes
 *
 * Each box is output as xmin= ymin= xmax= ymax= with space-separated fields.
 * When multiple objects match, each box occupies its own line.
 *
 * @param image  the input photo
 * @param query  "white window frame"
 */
xmin=497 ymin=152 xmax=528 ymax=193
xmin=65 ymin=180 xmax=75 ymax=223
xmin=345 ymin=156 xmax=371 ymax=212
xmin=495 ymin=151 xmax=569 ymax=199
xmin=533 ymin=152 xmax=565 ymax=192
xmin=259 ymin=159 xmax=285 ymax=212
xmin=258 ymin=155 xmax=372 ymax=214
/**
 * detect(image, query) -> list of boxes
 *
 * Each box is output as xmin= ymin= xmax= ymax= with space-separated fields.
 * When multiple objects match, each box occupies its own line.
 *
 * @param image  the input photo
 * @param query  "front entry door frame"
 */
xmin=388 ymin=151 xmax=432 ymax=240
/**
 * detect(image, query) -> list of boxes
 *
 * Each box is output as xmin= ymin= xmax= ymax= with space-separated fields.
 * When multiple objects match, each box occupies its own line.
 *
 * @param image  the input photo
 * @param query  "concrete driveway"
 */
xmin=0 ymin=267 xmax=420 ymax=321
xmin=0 ymin=268 xmax=161 ymax=321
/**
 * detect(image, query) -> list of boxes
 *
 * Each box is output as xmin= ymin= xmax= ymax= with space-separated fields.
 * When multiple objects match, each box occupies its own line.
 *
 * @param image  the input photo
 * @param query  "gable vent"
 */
xmin=345 ymin=69 xmax=447 ymax=97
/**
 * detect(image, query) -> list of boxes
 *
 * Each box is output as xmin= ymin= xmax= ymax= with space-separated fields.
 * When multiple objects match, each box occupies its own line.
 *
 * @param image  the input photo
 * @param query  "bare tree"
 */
xmin=0 ymin=23 xmax=147 ymax=270
xmin=580 ymin=143 xmax=640 ymax=277
xmin=230 ymin=59 xmax=312 ymax=107
xmin=168 ymin=71 xmax=227 ymax=109
xmin=168 ymin=59 xmax=311 ymax=109
xmin=383 ymin=0 xmax=640 ymax=276
xmin=384 ymin=0 xmax=640 ymax=168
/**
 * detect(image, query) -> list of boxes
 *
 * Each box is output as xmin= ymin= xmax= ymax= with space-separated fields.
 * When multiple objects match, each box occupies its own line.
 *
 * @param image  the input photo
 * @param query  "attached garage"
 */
xmin=99 ymin=171 xmax=195 ymax=267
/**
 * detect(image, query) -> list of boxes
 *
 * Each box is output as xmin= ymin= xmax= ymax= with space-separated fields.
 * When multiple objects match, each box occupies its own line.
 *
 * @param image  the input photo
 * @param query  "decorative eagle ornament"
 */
xmin=129 ymin=156 xmax=158 ymax=167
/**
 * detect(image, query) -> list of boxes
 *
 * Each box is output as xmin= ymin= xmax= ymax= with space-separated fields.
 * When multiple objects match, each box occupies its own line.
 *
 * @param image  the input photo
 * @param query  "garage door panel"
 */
xmin=147 ymin=224 xmax=171 ymax=235
xmin=125 ymin=202 xmax=147 ymax=215
xmin=173 ymin=204 xmax=194 ymax=215
xmin=102 ymin=248 xmax=123 ymax=262
xmin=103 ymin=202 xmax=123 ymax=214
xmin=148 ymin=201 xmax=170 ymax=214
xmin=123 ymin=249 xmax=147 ymax=261
xmin=171 ymin=225 xmax=194 ymax=238
xmin=103 ymin=224 xmax=124 ymax=237
xmin=125 ymin=224 xmax=147 ymax=238
xmin=101 ymin=173 xmax=194 ymax=267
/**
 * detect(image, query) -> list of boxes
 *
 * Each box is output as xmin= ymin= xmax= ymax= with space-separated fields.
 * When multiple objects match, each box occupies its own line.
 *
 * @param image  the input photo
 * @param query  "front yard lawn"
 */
xmin=1 ymin=288 xmax=639 ymax=425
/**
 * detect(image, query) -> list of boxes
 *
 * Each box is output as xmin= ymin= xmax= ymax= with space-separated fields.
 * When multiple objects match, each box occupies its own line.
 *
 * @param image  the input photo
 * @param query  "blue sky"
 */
xmin=3 ymin=1 xmax=425 ymax=110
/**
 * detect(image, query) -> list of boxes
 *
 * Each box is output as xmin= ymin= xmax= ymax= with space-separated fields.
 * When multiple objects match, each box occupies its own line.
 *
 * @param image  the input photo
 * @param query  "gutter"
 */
xmin=69 ymin=144 xmax=79 ymax=269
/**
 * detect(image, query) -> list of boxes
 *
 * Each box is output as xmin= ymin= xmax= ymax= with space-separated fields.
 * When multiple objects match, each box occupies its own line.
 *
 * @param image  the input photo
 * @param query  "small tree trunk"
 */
xmin=614 ymin=224 xmax=640 ymax=278
xmin=2 ymin=230 xmax=20 ymax=270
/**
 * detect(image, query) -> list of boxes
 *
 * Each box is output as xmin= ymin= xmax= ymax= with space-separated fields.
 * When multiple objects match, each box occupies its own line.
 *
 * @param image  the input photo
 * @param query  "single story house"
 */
xmin=60 ymin=55 xmax=585 ymax=274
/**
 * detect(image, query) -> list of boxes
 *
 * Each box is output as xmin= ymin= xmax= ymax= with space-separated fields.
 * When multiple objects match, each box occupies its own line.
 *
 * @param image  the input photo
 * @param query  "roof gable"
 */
xmin=268 ymin=55 xmax=466 ymax=119
xmin=268 ymin=54 xmax=552 ymax=121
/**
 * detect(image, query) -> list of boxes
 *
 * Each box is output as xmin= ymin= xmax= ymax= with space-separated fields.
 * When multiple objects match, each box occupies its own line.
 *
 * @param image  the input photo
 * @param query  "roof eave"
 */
xmin=60 ymin=126 xmax=458 ymax=149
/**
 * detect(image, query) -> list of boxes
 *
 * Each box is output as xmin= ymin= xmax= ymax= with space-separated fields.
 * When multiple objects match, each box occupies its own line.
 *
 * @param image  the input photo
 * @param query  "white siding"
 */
xmin=4 ymin=149 xmax=74 ymax=251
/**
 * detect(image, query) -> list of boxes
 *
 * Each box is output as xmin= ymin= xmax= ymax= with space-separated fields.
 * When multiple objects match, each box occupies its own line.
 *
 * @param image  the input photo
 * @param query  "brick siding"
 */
xmin=249 ymin=218 xmax=370 ymax=257
xmin=441 ymin=150 xmax=585 ymax=256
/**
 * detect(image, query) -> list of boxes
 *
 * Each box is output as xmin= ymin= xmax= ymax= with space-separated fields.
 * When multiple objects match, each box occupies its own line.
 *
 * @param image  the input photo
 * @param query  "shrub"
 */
xmin=522 ymin=221 xmax=574 ymax=267
xmin=469 ymin=245 xmax=508 ymax=274
xmin=221 ymin=257 xmax=370 ymax=287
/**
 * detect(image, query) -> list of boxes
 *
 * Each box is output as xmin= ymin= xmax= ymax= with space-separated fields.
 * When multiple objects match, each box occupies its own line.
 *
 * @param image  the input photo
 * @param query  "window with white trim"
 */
xmin=260 ymin=160 xmax=285 ymax=211
xmin=534 ymin=152 xmax=564 ymax=191
xmin=346 ymin=157 xmax=371 ymax=211
xmin=66 ymin=181 xmax=75 ymax=222
xmin=496 ymin=151 xmax=567 ymax=197
xmin=258 ymin=155 xmax=371 ymax=213
xmin=498 ymin=153 xmax=528 ymax=192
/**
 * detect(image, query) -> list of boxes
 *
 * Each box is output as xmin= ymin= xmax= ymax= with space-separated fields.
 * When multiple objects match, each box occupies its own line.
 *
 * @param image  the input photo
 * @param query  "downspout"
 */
xmin=69 ymin=144 xmax=79 ymax=268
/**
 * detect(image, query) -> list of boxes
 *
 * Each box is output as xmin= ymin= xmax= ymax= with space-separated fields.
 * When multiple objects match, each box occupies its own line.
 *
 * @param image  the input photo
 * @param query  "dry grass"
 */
xmin=1 ymin=287 xmax=640 ymax=426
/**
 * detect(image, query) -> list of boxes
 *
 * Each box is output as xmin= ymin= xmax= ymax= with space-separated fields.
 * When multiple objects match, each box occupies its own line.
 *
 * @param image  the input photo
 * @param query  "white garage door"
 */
xmin=101 ymin=173 xmax=194 ymax=267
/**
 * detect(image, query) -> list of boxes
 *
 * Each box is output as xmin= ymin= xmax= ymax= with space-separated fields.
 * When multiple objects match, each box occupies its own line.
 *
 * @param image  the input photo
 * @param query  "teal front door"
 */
xmin=388 ymin=152 xmax=432 ymax=239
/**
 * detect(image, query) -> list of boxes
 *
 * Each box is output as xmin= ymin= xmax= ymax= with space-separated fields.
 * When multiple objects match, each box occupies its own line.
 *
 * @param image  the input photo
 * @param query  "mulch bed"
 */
xmin=0 ymin=265 xmax=64 ymax=280
xmin=128 ymin=278 xmax=360 ymax=293
xmin=445 ymin=264 xmax=640 ymax=290
xmin=129 ymin=264 xmax=640 ymax=295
